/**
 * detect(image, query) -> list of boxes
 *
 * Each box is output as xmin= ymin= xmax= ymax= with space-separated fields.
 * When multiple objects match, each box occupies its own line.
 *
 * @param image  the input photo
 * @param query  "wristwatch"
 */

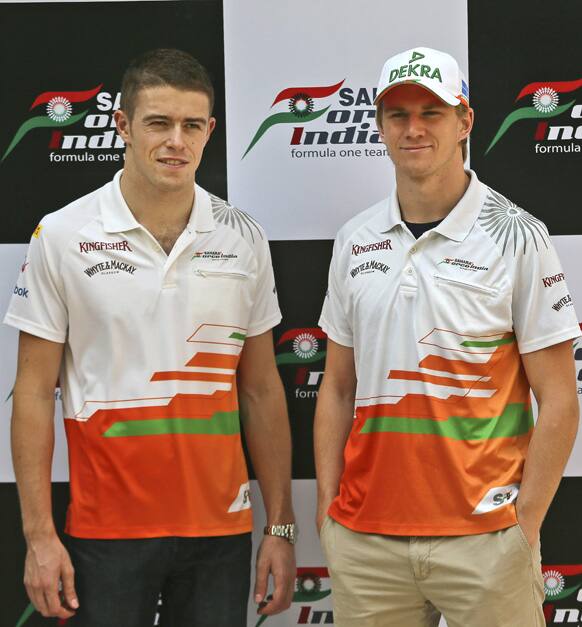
xmin=264 ymin=523 xmax=297 ymax=545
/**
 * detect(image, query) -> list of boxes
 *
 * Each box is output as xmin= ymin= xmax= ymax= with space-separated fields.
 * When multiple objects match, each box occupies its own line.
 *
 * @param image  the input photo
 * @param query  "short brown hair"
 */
xmin=120 ymin=49 xmax=215 ymax=119
xmin=375 ymin=99 xmax=470 ymax=162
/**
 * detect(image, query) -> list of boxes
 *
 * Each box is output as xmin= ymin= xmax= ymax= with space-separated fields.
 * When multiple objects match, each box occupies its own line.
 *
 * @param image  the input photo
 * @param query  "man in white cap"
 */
xmin=314 ymin=46 xmax=579 ymax=626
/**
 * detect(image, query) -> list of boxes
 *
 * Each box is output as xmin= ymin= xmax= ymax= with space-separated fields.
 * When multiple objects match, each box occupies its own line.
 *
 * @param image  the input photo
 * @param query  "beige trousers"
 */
xmin=319 ymin=516 xmax=545 ymax=627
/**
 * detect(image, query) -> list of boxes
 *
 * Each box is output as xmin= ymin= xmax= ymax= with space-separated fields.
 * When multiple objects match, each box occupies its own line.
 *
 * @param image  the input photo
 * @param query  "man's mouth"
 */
xmin=157 ymin=158 xmax=189 ymax=167
xmin=401 ymin=145 xmax=431 ymax=152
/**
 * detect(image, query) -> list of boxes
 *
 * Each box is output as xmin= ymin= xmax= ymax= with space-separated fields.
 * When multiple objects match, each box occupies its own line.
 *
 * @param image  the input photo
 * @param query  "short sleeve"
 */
xmin=246 ymin=235 xmax=282 ymax=337
xmin=3 ymin=220 xmax=68 ymax=343
xmin=319 ymin=237 xmax=353 ymax=347
xmin=512 ymin=234 xmax=580 ymax=354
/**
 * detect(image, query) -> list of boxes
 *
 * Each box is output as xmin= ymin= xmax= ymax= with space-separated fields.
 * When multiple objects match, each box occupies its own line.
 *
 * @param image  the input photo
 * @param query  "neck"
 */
xmin=396 ymin=161 xmax=470 ymax=224
xmin=119 ymin=157 xmax=195 ymax=231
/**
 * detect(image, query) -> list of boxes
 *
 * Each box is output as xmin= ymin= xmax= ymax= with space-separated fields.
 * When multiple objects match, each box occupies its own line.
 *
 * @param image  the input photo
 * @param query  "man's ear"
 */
xmin=459 ymin=107 xmax=474 ymax=142
xmin=114 ymin=109 xmax=132 ymax=146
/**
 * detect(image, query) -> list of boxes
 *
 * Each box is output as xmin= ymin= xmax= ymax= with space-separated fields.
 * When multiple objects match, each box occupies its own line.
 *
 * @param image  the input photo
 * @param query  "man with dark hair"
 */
xmin=315 ymin=46 xmax=579 ymax=626
xmin=120 ymin=48 xmax=215 ymax=118
xmin=5 ymin=48 xmax=296 ymax=626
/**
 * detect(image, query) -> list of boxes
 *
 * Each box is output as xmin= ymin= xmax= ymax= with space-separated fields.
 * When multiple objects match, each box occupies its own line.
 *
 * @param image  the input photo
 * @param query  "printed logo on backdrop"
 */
xmin=256 ymin=567 xmax=332 ymax=626
xmin=243 ymin=81 xmax=388 ymax=161
xmin=2 ymin=86 xmax=124 ymax=165
xmin=485 ymin=77 xmax=582 ymax=156
xmin=542 ymin=564 xmax=582 ymax=625
xmin=276 ymin=328 xmax=326 ymax=400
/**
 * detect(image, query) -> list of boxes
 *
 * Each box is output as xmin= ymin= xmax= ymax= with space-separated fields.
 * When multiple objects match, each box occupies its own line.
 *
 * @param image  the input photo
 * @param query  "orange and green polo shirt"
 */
xmin=319 ymin=170 xmax=580 ymax=536
xmin=4 ymin=171 xmax=281 ymax=539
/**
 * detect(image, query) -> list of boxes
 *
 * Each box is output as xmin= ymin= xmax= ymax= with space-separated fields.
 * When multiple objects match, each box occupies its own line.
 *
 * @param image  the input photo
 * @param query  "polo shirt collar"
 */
xmin=383 ymin=169 xmax=484 ymax=242
xmin=432 ymin=170 xmax=483 ymax=242
xmin=101 ymin=170 xmax=216 ymax=234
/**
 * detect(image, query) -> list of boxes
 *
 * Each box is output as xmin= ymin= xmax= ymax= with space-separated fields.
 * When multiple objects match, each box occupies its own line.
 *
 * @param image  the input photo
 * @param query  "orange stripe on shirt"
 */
xmin=186 ymin=352 xmax=240 ymax=369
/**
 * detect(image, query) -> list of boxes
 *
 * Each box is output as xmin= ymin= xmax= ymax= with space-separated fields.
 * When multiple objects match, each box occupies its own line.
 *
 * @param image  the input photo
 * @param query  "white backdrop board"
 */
xmin=224 ymin=0 xmax=469 ymax=240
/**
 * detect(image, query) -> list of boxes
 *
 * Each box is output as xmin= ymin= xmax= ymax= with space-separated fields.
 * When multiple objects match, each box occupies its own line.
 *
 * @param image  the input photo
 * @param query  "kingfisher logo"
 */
xmin=276 ymin=328 xmax=327 ymax=399
xmin=542 ymin=564 xmax=582 ymax=624
xmin=2 ymin=86 xmax=125 ymax=164
xmin=256 ymin=567 xmax=332 ymax=626
xmin=485 ymin=77 xmax=582 ymax=155
xmin=243 ymin=81 xmax=387 ymax=160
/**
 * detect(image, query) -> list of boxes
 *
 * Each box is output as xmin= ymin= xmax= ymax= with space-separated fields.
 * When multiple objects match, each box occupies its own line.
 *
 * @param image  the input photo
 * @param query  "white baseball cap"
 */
xmin=374 ymin=46 xmax=469 ymax=107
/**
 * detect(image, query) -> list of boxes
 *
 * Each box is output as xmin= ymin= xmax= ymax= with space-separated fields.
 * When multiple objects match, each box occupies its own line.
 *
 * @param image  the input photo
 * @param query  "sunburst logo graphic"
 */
xmin=532 ymin=87 xmax=559 ymax=113
xmin=293 ymin=333 xmax=319 ymax=359
xmin=276 ymin=328 xmax=326 ymax=366
xmin=46 ymin=96 xmax=72 ymax=122
xmin=478 ymin=188 xmax=549 ymax=256
xmin=46 ymin=96 xmax=73 ymax=122
xmin=289 ymin=93 xmax=314 ymax=117
xmin=544 ymin=570 xmax=565 ymax=597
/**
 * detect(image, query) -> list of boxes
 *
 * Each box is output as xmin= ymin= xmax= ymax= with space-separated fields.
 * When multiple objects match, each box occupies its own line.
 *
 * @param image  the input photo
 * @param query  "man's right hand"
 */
xmin=24 ymin=534 xmax=78 ymax=619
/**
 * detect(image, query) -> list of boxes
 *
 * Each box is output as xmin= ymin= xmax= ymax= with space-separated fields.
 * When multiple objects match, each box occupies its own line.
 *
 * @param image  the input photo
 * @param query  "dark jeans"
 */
xmin=65 ymin=533 xmax=252 ymax=627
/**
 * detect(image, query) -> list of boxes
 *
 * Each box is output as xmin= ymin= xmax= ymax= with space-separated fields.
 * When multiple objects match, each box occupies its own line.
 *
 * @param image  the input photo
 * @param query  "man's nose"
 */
xmin=405 ymin=115 xmax=426 ymax=138
xmin=165 ymin=125 xmax=186 ymax=149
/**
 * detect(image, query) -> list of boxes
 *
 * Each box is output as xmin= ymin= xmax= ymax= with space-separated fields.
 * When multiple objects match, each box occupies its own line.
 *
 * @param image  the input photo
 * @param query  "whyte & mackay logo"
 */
xmin=243 ymin=81 xmax=388 ymax=161
xmin=486 ymin=77 xmax=582 ymax=155
xmin=256 ymin=567 xmax=332 ymax=626
xmin=2 ymin=86 xmax=125 ymax=164
xmin=276 ymin=328 xmax=327 ymax=400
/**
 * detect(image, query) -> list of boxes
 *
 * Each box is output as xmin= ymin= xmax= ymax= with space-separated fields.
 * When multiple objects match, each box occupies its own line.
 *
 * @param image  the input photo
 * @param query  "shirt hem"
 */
xmin=64 ymin=522 xmax=253 ymax=539
xmin=518 ymin=325 xmax=581 ymax=354
xmin=319 ymin=317 xmax=353 ymax=348
xmin=3 ymin=314 xmax=66 ymax=344
xmin=328 ymin=509 xmax=518 ymax=537
xmin=247 ymin=313 xmax=282 ymax=337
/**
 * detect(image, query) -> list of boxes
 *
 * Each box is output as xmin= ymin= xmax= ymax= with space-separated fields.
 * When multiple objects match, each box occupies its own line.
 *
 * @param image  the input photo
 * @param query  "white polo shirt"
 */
xmin=320 ymin=170 xmax=580 ymax=536
xmin=5 ymin=170 xmax=281 ymax=539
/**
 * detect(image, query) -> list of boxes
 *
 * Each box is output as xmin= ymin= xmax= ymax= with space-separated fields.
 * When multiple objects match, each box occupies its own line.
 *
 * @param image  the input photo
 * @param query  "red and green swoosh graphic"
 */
xmin=242 ymin=80 xmax=344 ymax=158
xmin=2 ymin=84 xmax=102 ymax=161
xmin=485 ymin=78 xmax=582 ymax=154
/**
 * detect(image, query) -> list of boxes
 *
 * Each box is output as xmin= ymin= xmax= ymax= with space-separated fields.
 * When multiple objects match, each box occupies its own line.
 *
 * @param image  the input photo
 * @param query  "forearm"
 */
xmin=11 ymin=387 xmax=57 ymax=541
xmin=313 ymin=378 xmax=354 ymax=516
xmin=517 ymin=397 xmax=579 ymax=528
xmin=240 ymin=378 xmax=294 ymax=523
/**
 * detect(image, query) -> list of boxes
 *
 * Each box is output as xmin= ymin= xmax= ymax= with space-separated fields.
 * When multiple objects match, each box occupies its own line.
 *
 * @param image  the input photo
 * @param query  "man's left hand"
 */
xmin=254 ymin=535 xmax=296 ymax=615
